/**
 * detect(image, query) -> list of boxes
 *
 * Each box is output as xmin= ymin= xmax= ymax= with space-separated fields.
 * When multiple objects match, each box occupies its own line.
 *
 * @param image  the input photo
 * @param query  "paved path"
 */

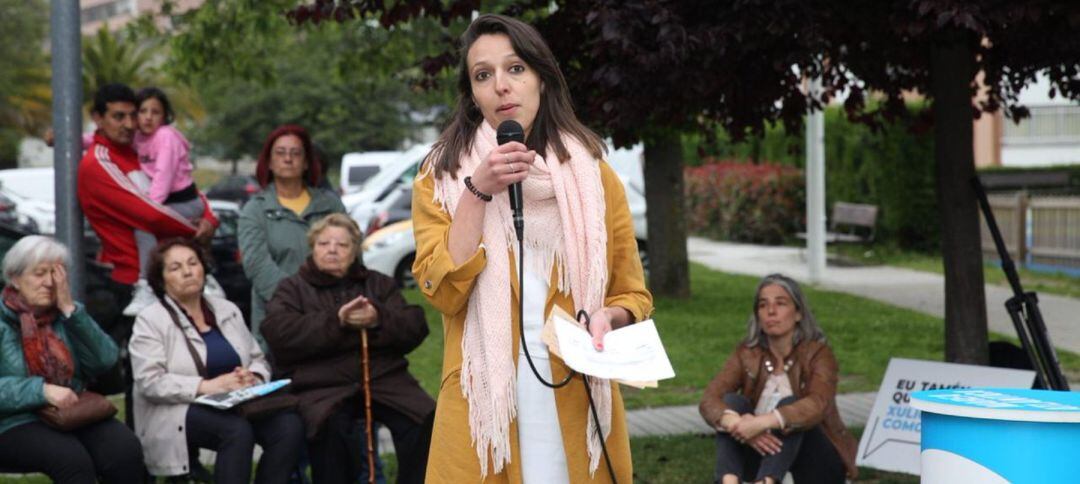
xmin=688 ymin=237 xmax=1080 ymax=354
xmin=625 ymin=392 xmax=876 ymax=437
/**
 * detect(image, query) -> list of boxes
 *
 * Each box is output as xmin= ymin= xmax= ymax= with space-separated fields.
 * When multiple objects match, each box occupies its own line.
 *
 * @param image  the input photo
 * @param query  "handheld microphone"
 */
xmin=496 ymin=120 xmax=525 ymax=242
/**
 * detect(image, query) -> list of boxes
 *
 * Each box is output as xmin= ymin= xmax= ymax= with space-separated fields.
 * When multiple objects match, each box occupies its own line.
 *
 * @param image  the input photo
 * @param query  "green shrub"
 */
xmin=684 ymin=160 xmax=805 ymax=244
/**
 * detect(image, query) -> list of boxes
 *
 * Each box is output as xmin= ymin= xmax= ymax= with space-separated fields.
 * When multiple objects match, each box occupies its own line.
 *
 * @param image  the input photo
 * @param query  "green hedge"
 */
xmin=684 ymin=106 xmax=939 ymax=250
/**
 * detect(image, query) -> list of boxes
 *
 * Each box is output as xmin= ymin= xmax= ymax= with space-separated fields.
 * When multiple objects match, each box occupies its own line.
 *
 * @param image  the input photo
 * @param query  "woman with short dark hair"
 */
xmin=699 ymin=274 xmax=858 ymax=483
xmin=129 ymin=238 xmax=303 ymax=483
xmin=0 ymin=235 xmax=145 ymax=483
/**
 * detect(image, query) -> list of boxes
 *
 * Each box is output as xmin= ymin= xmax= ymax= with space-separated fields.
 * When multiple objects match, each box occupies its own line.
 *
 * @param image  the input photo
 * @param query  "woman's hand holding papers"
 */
xmin=585 ymin=306 xmax=634 ymax=351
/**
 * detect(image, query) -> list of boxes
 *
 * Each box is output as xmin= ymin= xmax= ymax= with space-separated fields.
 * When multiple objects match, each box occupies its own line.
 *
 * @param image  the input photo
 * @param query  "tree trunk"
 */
xmin=643 ymin=132 xmax=690 ymax=299
xmin=931 ymin=29 xmax=988 ymax=365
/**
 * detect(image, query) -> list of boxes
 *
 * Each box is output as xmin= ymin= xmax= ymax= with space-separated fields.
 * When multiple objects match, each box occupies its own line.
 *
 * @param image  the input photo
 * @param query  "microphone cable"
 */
xmin=516 ymin=233 xmax=573 ymax=389
xmin=515 ymin=234 xmax=618 ymax=483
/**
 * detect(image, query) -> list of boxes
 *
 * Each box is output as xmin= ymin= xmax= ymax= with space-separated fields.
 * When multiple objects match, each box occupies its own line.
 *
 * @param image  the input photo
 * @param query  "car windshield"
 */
xmin=400 ymin=163 xmax=420 ymax=184
xmin=360 ymin=155 xmax=420 ymax=193
xmin=348 ymin=166 xmax=381 ymax=185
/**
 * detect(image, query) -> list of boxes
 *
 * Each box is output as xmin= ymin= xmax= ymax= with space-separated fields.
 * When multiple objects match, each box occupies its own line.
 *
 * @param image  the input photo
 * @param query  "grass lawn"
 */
xmin=831 ymin=243 xmax=1080 ymax=299
xmin=405 ymin=262 xmax=1080 ymax=410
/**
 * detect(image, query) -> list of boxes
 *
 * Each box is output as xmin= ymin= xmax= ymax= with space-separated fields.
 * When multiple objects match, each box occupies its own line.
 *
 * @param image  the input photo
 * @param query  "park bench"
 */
xmin=797 ymin=201 xmax=879 ymax=244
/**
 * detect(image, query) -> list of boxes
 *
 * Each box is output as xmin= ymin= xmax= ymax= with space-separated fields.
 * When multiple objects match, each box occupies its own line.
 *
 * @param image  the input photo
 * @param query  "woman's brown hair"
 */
xmin=428 ymin=14 xmax=605 ymax=178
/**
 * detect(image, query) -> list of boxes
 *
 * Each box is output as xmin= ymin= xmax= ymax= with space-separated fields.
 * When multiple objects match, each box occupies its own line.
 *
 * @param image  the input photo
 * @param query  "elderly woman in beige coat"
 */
xmin=129 ymin=238 xmax=303 ymax=483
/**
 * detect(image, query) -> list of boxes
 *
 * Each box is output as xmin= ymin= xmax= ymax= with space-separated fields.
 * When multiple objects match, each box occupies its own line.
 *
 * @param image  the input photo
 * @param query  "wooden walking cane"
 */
xmin=361 ymin=328 xmax=376 ymax=484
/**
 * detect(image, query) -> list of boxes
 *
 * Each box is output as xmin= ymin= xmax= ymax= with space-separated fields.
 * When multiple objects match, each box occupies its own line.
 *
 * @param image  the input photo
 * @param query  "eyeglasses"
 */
xmin=273 ymin=149 xmax=305 ymax=159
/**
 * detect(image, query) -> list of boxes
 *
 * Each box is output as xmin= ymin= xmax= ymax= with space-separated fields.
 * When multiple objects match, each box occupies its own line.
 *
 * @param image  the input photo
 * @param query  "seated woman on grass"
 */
xmin=699 ymin=273 xmax=858 ymax=484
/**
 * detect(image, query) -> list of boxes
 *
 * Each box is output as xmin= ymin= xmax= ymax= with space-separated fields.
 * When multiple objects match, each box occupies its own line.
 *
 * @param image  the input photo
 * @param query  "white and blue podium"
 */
xmin=911 ymin=388 xmax=1080 ymax=483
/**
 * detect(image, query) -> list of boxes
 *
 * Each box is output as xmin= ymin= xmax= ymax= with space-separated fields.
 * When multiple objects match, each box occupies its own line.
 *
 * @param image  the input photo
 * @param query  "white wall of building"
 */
xmin=1000 ymin=73 xmax=1080 ymax=167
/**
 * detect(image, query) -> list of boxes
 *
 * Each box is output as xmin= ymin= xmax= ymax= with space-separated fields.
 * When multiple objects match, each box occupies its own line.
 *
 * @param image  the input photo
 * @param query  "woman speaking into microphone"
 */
xmin=412 ymin=13 xmax=652 ymax=484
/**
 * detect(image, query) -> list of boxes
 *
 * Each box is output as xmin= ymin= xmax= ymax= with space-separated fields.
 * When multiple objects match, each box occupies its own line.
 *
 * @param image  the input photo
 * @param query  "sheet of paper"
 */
xmin=553 ymin=315 xmax=675 ymax=382
xmin=542 ymin=307 xmax=657 ymax=388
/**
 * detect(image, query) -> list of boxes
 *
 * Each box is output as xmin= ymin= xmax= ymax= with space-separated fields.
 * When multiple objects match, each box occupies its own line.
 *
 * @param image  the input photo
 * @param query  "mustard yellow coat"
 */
xmin=412 ymin=161 xmax=654 ymax=483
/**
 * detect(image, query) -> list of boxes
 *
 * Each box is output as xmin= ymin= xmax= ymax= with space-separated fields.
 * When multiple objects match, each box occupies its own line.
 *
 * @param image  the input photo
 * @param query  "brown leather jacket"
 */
xmin=699 ymin=339 xmax=858 ymax=478
xmin=261 ymin=258 xmax=435 ymax=440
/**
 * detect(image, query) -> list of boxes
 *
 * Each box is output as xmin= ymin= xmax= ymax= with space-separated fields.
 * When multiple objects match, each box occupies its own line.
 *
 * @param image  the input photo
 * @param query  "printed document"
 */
xmin=194 ymin=378 xmax=291 ymax=410
xmin=550 ymin=311 xmax=675 ymax=382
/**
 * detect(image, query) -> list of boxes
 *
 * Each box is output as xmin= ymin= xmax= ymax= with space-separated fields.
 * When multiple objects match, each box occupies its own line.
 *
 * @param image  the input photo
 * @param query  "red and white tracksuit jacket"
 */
xmin=77 ymin=132 xmax=217 ymax=285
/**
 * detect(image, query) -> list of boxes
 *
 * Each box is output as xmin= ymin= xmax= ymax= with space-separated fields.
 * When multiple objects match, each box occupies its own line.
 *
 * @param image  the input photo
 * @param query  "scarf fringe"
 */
xmin=462 ymin=346 xmax=518 ymax=476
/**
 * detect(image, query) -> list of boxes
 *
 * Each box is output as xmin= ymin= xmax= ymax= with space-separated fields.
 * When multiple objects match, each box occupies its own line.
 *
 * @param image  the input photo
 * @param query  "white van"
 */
xmin=339 ymin=151 xmax=401 ymax=194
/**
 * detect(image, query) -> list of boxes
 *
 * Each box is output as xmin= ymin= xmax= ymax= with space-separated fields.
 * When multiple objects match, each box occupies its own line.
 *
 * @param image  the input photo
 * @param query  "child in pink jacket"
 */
xmin=123 ymin=87 xmax=223 ymax=315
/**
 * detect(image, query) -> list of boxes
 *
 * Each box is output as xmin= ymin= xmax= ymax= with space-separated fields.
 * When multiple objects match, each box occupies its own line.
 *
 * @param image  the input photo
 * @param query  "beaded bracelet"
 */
xmin=463 ymin=176 xmax=493 ymax=202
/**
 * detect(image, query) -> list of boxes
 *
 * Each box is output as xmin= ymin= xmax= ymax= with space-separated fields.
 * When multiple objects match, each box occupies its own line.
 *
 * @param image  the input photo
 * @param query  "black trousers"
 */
xmin=186 ymin=405 xmax=305 ymax=484
xmin=0 ymin=419 xmax=145 ymax=483
xmin=714 ymin=393 xmax=846 ymax=483
xmin=309 ymin=399 xmax=434 ymax=484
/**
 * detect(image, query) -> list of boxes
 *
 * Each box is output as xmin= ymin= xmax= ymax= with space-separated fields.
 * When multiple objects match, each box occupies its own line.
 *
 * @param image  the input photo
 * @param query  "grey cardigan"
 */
xmin=237 ymin=184 xmax=346 ymax=349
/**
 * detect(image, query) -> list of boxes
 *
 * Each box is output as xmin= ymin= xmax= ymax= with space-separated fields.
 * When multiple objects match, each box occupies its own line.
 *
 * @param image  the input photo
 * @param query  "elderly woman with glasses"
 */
xmin=238 ymin=124 xmax=346 ymax=351
xmin=0 ymin=235 xmax=144 ymax=482
xmin=699 ymin=274 xmax=858 ymax=484
xmin=262 ymin=214 xmax=434 ymax=484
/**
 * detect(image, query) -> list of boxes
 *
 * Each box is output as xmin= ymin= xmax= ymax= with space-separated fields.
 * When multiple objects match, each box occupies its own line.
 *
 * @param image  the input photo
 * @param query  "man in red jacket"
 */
xmin=78 ymin=83 xmax=217 ymax=297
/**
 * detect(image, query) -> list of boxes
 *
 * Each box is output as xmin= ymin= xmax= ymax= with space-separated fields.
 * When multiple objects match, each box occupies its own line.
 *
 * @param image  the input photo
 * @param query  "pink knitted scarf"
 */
xmin=427 ymin=121 xmax=611 ymax=476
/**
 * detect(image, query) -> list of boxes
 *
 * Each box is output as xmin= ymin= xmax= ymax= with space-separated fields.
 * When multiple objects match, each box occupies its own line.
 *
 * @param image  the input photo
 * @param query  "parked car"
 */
xmin=205 ymin=199 xmax=251 ymax=323
xmin=363 ymin=219 xmax=416 ymax=288
xmin=204 ymin=174 xmax=260 ymax=206
xmin=0 ymin=191 xmax=22 ymax=230
xmin=363 ymin=186 xmax=412 ymax=236
xmin=0 ymin=167 xmax=57 ymax=234
xmin=340 ymin=150 xmax=400 ymax=195
xmin=344 ymin=143 xmax=431 ymax=230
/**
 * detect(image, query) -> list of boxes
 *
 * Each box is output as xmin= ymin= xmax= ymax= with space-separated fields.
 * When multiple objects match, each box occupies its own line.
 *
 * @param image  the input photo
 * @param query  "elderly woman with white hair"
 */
xmin=0 ymin=235 xmax=145 ymax=483
xmin=699 ymin=274 xmax=858 ymax=484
